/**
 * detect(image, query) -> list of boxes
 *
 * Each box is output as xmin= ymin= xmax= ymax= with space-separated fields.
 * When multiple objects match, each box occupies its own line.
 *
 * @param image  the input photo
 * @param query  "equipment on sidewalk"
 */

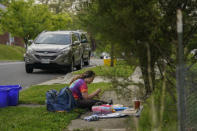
xmin=84 ymin=104 xmax=143 ymax=122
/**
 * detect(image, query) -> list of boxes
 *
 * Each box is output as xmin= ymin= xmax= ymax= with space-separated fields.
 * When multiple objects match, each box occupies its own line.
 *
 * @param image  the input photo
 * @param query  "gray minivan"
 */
xmin=24 ymin=31 xmax=91 ymax=73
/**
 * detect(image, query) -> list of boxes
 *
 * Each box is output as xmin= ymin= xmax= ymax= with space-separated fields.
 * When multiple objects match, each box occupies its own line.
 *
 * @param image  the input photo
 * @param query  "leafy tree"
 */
xmin=37 ymin=0 xmax=75 ymax=14
xmin=50 ymin=13 xmax=72 ymax=30
xmin=78 ymin=0 xmax=162 ymax=94
xmin=0 ymin=0 xmax=52 ymax=44
xmin=77 ymin=0 xmax=197 ymax=95
xmin=0 ymin=0 xmax=73 ymax=46
xmin=0 ymin=0 xmax=10 ymax=6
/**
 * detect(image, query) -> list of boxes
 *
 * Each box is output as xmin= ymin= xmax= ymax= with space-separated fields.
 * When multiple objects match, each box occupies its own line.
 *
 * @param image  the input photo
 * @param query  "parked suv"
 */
xmin=24 ymin=30 xmax=91 ymax=73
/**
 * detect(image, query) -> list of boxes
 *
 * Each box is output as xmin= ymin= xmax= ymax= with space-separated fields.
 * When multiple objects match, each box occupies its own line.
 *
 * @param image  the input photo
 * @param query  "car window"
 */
xmin=72 ymin=34 xmax=79 ymax=43
xmin=81 ymin=34 xmax=88 ymax=42
xmin=74 ymin=33 xmax=80 ymax=41
xmin=35 ymin=33 xmax=71 ymax=45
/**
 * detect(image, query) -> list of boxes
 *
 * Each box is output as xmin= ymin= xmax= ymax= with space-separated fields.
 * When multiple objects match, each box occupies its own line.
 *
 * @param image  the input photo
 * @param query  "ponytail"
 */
xmin=69 ymin=70 xmax=95 ymax=85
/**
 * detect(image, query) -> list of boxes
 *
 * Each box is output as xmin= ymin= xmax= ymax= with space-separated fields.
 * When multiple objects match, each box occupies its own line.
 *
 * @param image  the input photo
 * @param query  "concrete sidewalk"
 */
xmin=67 ymin=90 xmax=135 ymax=131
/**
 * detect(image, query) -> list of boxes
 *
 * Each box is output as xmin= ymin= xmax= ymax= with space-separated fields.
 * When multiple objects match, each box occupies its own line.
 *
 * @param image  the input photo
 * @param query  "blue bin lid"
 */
xmin=0 ymin=85 xmax=22 ymax=90
xmin=0 ymin=88 xmax=9 ymax=92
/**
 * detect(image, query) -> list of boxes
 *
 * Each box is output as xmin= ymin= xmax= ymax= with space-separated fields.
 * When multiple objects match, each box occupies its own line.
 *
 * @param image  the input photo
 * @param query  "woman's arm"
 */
xmin=82 ymin=89 xmax=101 ymax=99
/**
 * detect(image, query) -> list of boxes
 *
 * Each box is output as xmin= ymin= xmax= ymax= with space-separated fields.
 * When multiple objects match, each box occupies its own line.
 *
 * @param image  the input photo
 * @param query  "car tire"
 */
xmin=25 ymin=64 xmax=33 ymax=73
xmin=84 ymin=56 xmax=90 ymax=66
xmin=76 ymin=58 xmax=83 ymax=70
xmin=68 ymin=60 xmax=74 ymax=72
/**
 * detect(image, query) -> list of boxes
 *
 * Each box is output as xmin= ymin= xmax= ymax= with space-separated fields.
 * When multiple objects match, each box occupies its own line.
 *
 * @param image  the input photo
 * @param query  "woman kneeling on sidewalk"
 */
xmin=69 ymin=70 xmax=110 ymax=110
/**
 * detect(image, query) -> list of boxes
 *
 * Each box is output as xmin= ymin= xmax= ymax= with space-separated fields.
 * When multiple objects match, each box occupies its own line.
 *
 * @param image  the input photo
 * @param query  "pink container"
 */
xmin=92 ymin=106 xmax=102 ymax=114
xmin=92 ymin=105 xmax=113 ymax=114
xmin=101 ymin=106 xmax=112 ymax=114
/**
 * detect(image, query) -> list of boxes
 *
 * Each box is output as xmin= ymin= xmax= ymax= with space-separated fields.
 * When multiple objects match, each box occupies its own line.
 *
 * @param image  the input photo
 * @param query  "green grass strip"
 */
xmin=74 ymin=60 xmax=135 ymax=78
xmin=0 ymin=44 xmax=25 ymax=60
xmin=1 ymin=83 xmax=111 ymax=131
xmin=0 ymin=106 xmax=81 ymax=131
xmin=19 ymin=83 xmax=112 ymax=105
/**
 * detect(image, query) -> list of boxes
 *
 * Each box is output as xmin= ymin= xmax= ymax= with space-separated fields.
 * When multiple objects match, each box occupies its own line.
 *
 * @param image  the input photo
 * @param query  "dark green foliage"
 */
xmin=77 ymin=0 xmax=166 ymax=94
xmin=77 ymin=0 xmax=197 ymax=95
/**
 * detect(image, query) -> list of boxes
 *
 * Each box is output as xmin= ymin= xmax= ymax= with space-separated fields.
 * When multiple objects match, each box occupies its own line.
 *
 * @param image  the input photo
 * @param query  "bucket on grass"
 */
xmin=0 ymin=88 xmax=9 ymax=108
xmin=103 ymin=56 xmax=117 ymax=66
xmin=0 ymin=85 xmax=22 ymax=108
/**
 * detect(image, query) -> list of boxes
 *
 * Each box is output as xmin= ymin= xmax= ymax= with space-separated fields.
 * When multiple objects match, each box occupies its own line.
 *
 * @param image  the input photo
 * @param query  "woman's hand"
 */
xmin=82 ymin=88 xmax=101 ymax=99
xmin=95 ymin=88 xmax=101 ymax=95
xmin=94 ymin=89 xmax=101 ymax=98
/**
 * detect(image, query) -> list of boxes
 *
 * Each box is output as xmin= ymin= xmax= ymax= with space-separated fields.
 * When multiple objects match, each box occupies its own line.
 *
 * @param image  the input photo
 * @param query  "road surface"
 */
xmin=0 ymin=58 xmax=103 ymax=89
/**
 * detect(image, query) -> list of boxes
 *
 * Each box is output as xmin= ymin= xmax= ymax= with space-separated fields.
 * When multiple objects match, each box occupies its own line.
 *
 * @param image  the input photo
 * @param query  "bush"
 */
xmin=130 ymin=80 xmax=178 ymax=131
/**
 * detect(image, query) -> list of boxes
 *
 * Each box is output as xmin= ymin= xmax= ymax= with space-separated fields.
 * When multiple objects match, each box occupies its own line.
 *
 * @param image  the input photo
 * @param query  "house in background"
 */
xmin=0 ymin=32 xmax=24 ymax=47
xmin=0 ymin=4 xmax=24 ymax=47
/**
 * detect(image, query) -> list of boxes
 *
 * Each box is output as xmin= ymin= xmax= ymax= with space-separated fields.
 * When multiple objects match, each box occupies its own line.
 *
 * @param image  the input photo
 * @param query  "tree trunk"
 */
xmin=140 ymin=64 xmax=152 ymax=95
xmin=89 ymin=34 xmax=96 ymax=51
xmin=138 ymin=43 xmax=156 ymax=96
xmin=110 ymin=42 xmax=114 ymax=67
xmin=24 ymin=37 xmax=28 ymax=49
xmin=146 ymin=43 xmax=154 ymax=92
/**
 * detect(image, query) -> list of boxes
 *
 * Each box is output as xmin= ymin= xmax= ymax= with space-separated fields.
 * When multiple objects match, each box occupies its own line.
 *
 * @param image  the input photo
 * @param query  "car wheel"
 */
xmin=68 ymin=60 xmax=74 ymax=72
xmin=84 ymin=56 xmax=90 ymax=66
xmin=25 ymin=64 xmax=33 ymax=73
xmin=76 ymin=58 xmax=83 ymax=70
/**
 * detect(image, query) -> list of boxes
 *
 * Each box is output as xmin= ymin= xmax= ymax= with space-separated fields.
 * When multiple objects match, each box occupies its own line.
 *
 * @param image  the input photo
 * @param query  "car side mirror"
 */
xmin=72 ymin=41 xmax=80 ymax=45
xmin=25 ymin=40 xmax=33 ymax=49
xmin=28 ymin=40 xmax=33 ymax=43
xmin=81 ymin=39 xmax=88 ymax=43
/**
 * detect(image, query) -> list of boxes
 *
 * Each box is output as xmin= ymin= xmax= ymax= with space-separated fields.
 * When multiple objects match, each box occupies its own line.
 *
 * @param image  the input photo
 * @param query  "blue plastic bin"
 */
xmin=0 ymin=85 xmax=22 ymax=107
xmin=0 ymin=88 xmax=9 ymax=108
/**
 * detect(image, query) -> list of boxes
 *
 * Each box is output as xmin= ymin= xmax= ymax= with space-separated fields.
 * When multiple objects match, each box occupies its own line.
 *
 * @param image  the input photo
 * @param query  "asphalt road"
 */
xmin=0 ymin=61 xmax=64 ymax=89
xmin=0 ymin=58 xmax=103 ymax=89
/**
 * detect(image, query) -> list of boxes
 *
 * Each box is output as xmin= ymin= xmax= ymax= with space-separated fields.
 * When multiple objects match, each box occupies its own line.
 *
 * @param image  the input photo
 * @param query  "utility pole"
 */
xmin=176 ymin=9 xmax=186 ymax=131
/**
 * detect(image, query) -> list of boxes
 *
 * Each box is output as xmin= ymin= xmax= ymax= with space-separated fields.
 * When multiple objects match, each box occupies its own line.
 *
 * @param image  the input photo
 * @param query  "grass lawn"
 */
xmin=0 ymin=44 xmax=25 ymax=60
xmin=0 ymin=106 xmax=80 ymax=131
xmin=20 ymin=83 xmax=112 ymax=104
xmin=0 ymin=82 xmax=112 ymax=131
xmin=74 ymin=60 xmax=135 ymax=78
xmin=19 ymin=84 xmax=65 ymax=104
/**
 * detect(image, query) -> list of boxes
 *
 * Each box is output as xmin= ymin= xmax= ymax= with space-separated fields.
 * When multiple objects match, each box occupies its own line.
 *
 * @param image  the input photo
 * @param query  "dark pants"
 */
xmin=76 ymin=99 xmax=108 ymax=110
